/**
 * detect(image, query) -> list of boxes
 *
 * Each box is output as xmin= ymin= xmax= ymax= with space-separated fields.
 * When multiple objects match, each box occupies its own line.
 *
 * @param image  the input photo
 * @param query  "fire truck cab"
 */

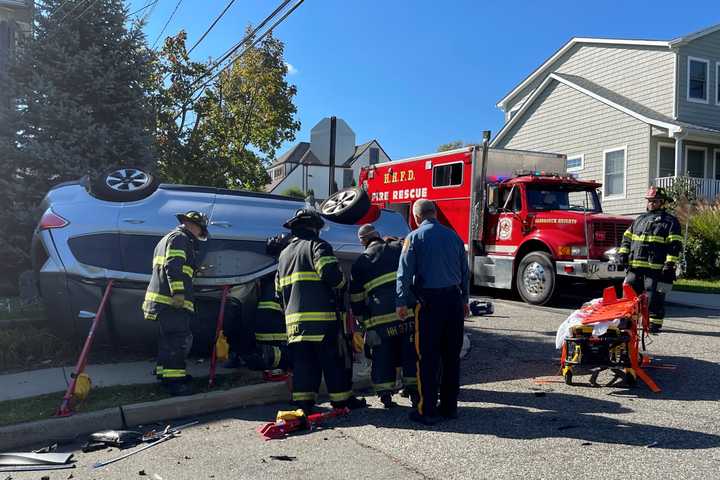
xmin=358 ymin=146 xmax=631 ymax=305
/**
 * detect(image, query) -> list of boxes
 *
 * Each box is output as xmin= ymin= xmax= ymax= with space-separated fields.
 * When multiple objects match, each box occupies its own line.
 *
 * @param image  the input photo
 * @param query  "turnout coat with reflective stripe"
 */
xmin=275 ymin=232 xmax=346 ymax=343
xmin=255 ymin=275 xmax=287 ymax=343
xmin=350 ymin=239 xmax=410 ymax=337
xmin=618 ymin=209 xmax=682 ymax=270
xmin=142 ymin=227 xmax=198 ymax=319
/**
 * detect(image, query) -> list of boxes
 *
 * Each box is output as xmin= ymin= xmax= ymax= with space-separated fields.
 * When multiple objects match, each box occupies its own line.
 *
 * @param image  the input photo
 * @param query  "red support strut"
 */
xmin=208 ymin=285 xmax=230 ymax=388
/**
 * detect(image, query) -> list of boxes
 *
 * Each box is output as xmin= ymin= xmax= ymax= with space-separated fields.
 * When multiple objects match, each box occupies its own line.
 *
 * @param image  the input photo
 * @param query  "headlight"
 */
xmin=570 ymin=246 xmax=588 ymax=257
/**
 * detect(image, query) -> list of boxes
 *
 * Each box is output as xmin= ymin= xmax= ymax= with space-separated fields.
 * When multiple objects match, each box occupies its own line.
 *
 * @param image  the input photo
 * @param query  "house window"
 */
xmin=432 ymin=162 xmax=463 ymax=188
xmin=272 ymin=167 xmax=283 ymax=180
xmin=717 ymin=63 xmax=720 ymax=106
xmin=342 ymin=169 xmax=354 ymax=188
xmin=686 ymin=146 xmax=706 ymax=178
xmin=657 ymin=144 xmax=675 ymax=178
xmin=687 ymin=57 xmax=709 ymax=103
xmin=603 ymin=147 xmax=626 ymax=199
xmin=566 ymin=154 xmax=584 ymax=172
xmin=369 ymin=147 xmax=380 ymax=165
xmin=714 ymin=149 xmax=720 ymax=180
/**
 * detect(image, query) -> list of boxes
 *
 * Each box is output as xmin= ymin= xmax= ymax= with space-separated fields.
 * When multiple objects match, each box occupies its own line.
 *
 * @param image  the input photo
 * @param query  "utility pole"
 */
xmin=328 ymin=116 xmax=337 ymax=197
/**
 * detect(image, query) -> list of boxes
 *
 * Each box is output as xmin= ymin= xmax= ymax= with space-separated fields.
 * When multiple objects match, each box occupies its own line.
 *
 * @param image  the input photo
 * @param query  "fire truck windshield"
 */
xmin=526 ymin=184 xmax=602 ymax=213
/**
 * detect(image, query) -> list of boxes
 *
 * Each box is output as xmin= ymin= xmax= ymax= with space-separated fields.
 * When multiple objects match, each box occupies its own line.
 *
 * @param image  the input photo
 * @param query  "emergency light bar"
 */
xmin=513 ymin=170 xmax=575 ymax=179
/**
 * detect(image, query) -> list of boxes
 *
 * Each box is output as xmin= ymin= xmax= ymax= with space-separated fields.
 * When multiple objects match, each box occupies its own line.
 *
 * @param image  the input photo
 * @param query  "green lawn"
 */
xmin=0 ymin=296 xmax=45 ymax=321
xmin=674 ymin=278 xmax=720 ymax=294
xmin=0 ymin=371 xmax=266 ymax=426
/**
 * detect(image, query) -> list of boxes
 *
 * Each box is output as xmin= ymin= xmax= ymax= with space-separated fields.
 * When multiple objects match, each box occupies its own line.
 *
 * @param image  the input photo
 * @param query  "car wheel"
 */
xmin=516 ymin=251 xmax=556 ymax=305
xmin=90 ymin=166 xmax=160 ymax=202
xmin=320 ymin=187 xmax=371 ymax=224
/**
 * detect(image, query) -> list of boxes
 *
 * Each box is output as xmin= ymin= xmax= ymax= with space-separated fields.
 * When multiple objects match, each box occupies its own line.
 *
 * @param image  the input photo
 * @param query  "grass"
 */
xmin=0 ymin=324 xmax=76 ymax=372
xmin=0 ymin=370 xmax=266 ymax=427
xmin=674 ymin=278 xmax=720 ymax=294
xmin=0 ymin=296 xmax=46 ymax=321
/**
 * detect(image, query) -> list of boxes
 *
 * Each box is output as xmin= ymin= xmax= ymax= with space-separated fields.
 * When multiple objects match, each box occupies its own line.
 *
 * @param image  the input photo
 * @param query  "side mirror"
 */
xmin=78 ymin=310 xmax=96 ymax=320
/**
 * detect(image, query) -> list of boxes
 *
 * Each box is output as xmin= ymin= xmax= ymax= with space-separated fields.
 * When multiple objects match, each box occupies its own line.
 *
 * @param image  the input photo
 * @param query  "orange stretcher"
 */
xmin=560 ymin=284 xmax=660 ymax=393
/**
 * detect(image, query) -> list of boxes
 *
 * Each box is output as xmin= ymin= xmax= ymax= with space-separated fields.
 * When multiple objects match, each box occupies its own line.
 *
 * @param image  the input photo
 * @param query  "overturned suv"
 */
xmin=32 ymin=166 xmax=408 ymax=350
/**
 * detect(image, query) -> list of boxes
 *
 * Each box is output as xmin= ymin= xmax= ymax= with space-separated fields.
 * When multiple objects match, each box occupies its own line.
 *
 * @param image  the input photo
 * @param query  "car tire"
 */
xmin=516 ymin=251 xmax=556 ymax=305
xmin=320 ymin=187 xmax=371 ymax=224
xmin=90 ymin=166 xmax=160 ymax=202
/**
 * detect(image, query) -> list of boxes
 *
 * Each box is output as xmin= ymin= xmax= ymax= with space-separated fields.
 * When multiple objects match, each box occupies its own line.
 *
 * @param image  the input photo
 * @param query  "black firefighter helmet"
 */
xmin=282 ymin=208 xmax=324 ymax=231
xmin=176 ymin=210 xmax=210 ymax=241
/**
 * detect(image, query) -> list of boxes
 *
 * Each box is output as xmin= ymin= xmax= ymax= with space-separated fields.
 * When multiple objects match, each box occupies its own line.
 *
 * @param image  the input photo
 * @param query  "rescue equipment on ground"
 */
xmin=469 ymin=299 xmax=494 ymax=316
xmin=558 ymin=285 xmax=660 ymax=392
xmin=256 ymin=407 xmax=350 ymax=440
xmin=56 ymin=280 xmax=114 ymax=416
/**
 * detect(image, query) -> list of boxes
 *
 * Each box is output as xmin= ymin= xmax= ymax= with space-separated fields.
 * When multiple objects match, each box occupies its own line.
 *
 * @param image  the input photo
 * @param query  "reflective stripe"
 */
xmin=288 ymin=334 xmax=325 ymax=343
xmin=144 ymin=312 xmax=157 ymax=321
xmin=271 ymin=347 xmax=282 ymax=369
xmin=166 ymin=249 xmax=186 ymax=259
xmin=183 ymin=265 xmax=194 ymax=277
xmin=286 ymin=311 xmax=336 ymax=324
xmin=328 ymin=390 xmax=352 ymax=401
xmin=366 ymin=311 xmax=402 ymax=329
xmin=155 ymin=366 xmax=164 ymax=375
xmin=623 ymin=230 xmax=632 ymax=238
xmin=258 ymin=301 xmax=282 ymax=311
xmin=255 ymin=333 xmax=288 ymax=342
xmin=144 ymin=291 xmax=195 ymax=311
xmin=315 ymin=256 xmax=338 ymax=273
xmin=649 ymin=317 xmax=664 ymax=325
xmin=666 ymin=255 xmax=679 ymax=263
xmin=153 ymin=256 xmax=166 ymax=266
xmin=335 ymin=277 xmax=347 ymax=290
xmin=628 ymin=233 xmax=667 ymax=244
xmin=169 ymin=281 xmax=184 ymax=292
xmin=350 ymin=292 xmax=366 ymax=302
xmin=629 ymin=260 xmax=663 ymax=270
xmin=373 ymin=382 xmax=396 ymax=392
xmin=162 ymin=369 xmax=186 ymax=378
xmin=363 ymin=271 xmax=397 ymax=293
xmin=617 ymin=247 xmax=630 ymax=254
xmin=402 ymin=377 xmax=418 ymax=386
xmin=292 ymin=391 xmax=317 ymax=401
xmin=278 ymin=271 xmax=321 ymax=287
xmin=667 ymin=234 xmax=683 ymax=242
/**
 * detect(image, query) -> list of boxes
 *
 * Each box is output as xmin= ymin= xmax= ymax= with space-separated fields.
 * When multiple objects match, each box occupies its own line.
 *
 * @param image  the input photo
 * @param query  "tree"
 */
xmin=437 ymin=141 xmax=464 ymax=152
xmin=155 ymin=28 xmax=300 ymax=190
xmin=281 ymin=186 xmax=306 ymax=199
xmin=0 ymin=0 xmax=155 ymax=289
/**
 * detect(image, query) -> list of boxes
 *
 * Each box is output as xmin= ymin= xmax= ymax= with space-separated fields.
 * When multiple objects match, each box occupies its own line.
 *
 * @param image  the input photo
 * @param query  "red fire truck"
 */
xmin=356 ymin=144 xmax=632 ymax=305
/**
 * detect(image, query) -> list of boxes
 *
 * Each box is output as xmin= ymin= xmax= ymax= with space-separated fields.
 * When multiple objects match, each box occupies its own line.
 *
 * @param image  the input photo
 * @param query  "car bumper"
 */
xmin=555 ymin=259 xmax=625 ymax=280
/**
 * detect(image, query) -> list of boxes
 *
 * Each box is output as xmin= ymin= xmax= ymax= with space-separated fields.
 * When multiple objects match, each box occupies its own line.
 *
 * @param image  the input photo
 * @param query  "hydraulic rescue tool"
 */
xmin=256 ymin=407 xmax=350 ymax=440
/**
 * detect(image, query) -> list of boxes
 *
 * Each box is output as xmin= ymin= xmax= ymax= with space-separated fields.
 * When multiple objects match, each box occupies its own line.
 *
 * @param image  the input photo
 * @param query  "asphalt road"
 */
xmin=11 ymin=297 xmax=720 ymax=480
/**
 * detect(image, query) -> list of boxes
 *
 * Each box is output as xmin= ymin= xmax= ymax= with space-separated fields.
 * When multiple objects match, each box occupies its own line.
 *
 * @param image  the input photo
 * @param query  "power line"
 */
xmin=53 ymin=0 xmax=91 ymax=27
xmin=75 ymin=0 xmax=102 ymax=21
xmin=152 ymin=0 xmax=183 ymax=49
xmin=182 ymin=0 xmax=304 ymax=113
xmin=128 ymin=0 xmax=159 ymax=17
xmin=187 ymin=0 xmax=238 ymax=54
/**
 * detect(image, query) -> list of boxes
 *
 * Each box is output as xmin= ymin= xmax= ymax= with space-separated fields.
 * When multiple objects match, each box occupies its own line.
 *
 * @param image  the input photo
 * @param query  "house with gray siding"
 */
xmin=492 ymin=24 xmax=720 ymax=216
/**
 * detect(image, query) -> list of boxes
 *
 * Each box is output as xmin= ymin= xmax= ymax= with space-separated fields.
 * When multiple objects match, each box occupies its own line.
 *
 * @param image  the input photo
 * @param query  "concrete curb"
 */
xmin=0 ymin=375 xmax=373 ymax=451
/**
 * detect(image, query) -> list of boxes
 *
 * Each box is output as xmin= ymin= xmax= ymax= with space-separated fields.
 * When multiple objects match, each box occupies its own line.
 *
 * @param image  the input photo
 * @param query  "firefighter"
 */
xmin=276 ymin=208 xmax=366 ymax=412
xmin=397 ymin=199 xmax=469 ymax=424
xmin=350 ymin=224 xmax=418 ymax=408
xmin=618 ymin=186 xmax=682 ymax=333
xmin=142 ymin=211 xmax=209 ymax=396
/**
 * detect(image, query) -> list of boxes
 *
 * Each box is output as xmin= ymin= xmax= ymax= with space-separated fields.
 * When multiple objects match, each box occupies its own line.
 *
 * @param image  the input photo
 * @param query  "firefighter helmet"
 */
xmin=176 ymin=210 xmax=210 ymax=241
xmin=282 ymin=208 xmax=325 ymax=231
xmin=644 ymin=186 xmax=669 ymax=201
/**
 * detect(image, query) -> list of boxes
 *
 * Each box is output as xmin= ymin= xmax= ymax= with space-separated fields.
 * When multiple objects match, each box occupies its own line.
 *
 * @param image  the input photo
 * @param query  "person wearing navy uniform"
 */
xmin=397 ymin=199 xmax=469 ymax=424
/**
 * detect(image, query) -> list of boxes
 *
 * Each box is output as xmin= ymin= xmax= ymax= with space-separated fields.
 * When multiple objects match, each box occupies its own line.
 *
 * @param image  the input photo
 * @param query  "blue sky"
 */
xmin=129 ymin=0 xmax=717 ymax=160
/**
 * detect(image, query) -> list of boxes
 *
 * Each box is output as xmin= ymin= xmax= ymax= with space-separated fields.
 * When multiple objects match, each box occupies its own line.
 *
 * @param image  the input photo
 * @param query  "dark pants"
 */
xmin=157 ymin=308 xmax=193 ymax=382
xmin=370 ymin=331 xmax=417 ymax=396
xmin=624 ymin=268 xmax=666 ymax=330
xmin=289 ymin=322 xmax=352 ymax=407
xmin=415 ymin=287 xmax=464 ymax=417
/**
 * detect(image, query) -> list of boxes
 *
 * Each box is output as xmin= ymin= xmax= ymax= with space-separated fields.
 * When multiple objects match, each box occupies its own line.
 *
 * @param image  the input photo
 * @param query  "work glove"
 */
xmin=171 ymin=293 xmax=185 ymax=308
xmin=661 ymin=264 xmax=676 ymax=284
xmin=365 ymin=330 xmax=381 ymax=348
xmin=618 ymin=253 xmax=629 ymax=268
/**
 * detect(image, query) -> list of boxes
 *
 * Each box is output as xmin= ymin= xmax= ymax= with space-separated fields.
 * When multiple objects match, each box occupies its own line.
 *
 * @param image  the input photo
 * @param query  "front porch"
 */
xmin=655 ymin=176 xmax=720 ymax=200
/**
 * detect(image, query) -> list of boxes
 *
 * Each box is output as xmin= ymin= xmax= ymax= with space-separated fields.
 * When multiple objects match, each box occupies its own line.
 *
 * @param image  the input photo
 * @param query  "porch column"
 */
xmin=674 ymin=134 xmax=685 ymax=177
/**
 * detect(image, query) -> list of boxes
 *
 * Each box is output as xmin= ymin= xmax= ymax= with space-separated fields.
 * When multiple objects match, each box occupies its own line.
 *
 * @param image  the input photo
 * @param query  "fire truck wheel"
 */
xmin=320 ymin=187 xmax=371 ymax=224
xmin=516 ymin=251 xmax=556 ymax=305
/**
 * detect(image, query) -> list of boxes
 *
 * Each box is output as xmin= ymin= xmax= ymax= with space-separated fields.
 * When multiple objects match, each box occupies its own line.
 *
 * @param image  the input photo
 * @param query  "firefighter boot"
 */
xmin=380 ymin=393 xmax=396 ymax=409
xmin=649 ymin=317 xmax=663 ymax=334
xmin=333 ymin=396 xmax=367 ymax=410
xmin=163 ymin=380 xmax=193 ymax=397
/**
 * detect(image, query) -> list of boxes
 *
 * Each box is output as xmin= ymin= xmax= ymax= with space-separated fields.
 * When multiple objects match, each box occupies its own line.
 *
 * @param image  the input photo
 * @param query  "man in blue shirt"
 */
xmin=397 ymin=199 xmax=469 ymax=424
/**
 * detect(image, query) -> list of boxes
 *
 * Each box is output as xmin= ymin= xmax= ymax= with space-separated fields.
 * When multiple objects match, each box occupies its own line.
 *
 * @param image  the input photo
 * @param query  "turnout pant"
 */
xmin=290 ymin=322 xmax=352 ymax=407
xmin=370 ymin=331 xmax=417 ymax=395
xmin=156 ymin=308 xmax=193 ymax=382
xmin=624 ymin=268 xmax=666 ymax=330
xmin=415 ymin=287 xmax=464 ymax=417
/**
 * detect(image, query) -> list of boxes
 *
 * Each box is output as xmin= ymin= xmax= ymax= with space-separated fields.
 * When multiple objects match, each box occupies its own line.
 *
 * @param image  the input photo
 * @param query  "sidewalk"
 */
xmin=667 ymin=290 xmax=720 ymax=311
xmin=0 ymin=361 xmax=239 ymax=402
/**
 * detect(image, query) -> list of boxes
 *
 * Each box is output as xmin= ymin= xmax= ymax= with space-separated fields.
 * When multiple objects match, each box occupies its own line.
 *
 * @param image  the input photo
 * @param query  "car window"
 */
xmin=68 ymin=234 xmax=123 ymax=271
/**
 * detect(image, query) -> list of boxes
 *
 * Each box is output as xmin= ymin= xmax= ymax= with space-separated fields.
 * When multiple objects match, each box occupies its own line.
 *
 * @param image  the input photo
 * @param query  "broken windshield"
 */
xmin=526 ymin=184 xmax=601 ymax=213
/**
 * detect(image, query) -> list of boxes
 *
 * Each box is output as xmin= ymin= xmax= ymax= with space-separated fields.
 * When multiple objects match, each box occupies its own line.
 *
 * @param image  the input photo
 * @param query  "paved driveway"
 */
xmin=13 ymin=299 xmax=720 ymax=479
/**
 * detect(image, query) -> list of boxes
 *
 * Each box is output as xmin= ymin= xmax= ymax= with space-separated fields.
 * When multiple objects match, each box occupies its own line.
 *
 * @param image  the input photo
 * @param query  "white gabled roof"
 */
xmin=491 ymin=73 xmax=682 ymax=147
xmin=670 ymin=23 xmax=720 ymax=46
xmin=496 ymin=37 xmax=670 ymax=110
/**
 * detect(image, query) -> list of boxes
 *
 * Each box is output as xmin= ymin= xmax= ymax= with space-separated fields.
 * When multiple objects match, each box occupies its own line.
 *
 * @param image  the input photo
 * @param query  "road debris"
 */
xmin=270 ymin=455 xmax=297 ymax=462
xmin=0 ymin=452 xmax=73 ymax=466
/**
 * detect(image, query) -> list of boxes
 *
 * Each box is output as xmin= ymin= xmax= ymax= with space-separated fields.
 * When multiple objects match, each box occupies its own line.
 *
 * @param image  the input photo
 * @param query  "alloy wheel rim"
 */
xmin=322 ymin=189 xmax=357 ymax=214
xmin=105 ymin=168 xmax=150 ymax=192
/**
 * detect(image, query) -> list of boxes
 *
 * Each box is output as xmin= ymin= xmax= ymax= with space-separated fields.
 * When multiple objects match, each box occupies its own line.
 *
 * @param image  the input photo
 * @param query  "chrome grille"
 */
xmin=592 ymin=221 xmax=629 ymax=248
